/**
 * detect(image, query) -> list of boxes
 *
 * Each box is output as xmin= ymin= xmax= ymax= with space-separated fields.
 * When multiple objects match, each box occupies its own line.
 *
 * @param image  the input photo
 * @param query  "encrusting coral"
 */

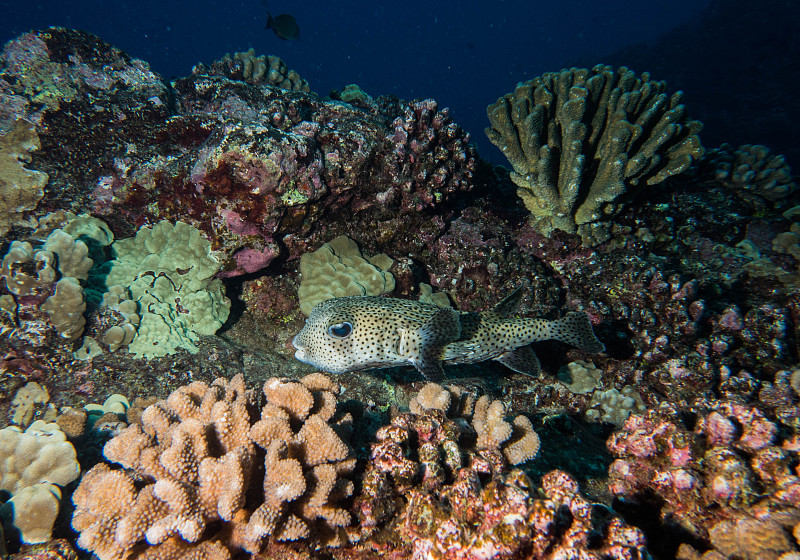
xmin=0 ymin=118 xmax=48 ymax=235
xmin=71 ymin=372 xmax=356 ymax=559
xmin=486 ymin=64 xmax=703 ymax=245
xmin=102 ymin=220 xmax=230 ymax=358
xmin=297 ymin=235 xmax=394 ymax=315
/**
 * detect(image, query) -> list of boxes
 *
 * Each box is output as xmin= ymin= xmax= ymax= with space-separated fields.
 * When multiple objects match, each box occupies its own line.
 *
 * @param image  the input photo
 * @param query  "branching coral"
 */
xmin=700 ymin=143 xmax=798 ymax=207
xmin=380 ymin=98 xmax=477 ymax=212
xmin=486 ymin=65 xmax=703 ymax=245
xmin=71 ymin=372 xmax=356 ymax=559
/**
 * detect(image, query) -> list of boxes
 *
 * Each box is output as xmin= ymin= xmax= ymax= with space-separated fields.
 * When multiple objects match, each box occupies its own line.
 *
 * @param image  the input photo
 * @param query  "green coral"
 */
xmin=486 ymin=65 xmax=704 ymax=245
xmin=103 ymin=220 xmax=230 ymax=358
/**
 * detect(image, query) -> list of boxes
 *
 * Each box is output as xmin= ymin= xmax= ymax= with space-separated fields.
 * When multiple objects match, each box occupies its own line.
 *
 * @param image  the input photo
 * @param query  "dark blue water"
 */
xmin=3 ymin=0 xmax=798 ymax=166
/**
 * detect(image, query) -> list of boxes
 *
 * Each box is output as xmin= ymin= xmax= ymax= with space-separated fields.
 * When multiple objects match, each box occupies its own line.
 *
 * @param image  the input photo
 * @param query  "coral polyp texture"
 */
xmin=486 ymin=65 xmax=704 ymax=245
xmin=607 ymin=401 xmax=800 ymax=559
xmin=71 ymin=372 xmax=356 ymax=559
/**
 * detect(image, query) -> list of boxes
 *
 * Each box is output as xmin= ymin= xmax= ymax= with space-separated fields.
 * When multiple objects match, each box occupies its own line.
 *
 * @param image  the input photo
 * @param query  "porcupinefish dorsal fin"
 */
xmin=547 ymin=312 xmax=606 ymax=353
xmin=486 ymin=285 xmax=524 ymax=318
xmin=494 ymin=345 xmax=542 ymax=376
xmin=412 ymin=307 xmax=462 ymax=381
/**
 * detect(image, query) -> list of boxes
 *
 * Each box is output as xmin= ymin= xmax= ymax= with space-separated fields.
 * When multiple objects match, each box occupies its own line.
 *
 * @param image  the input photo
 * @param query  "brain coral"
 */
xmin=298 ymin=235 xmax=394 ymax=315
xmin=71 ymin=372 xmax=356 ymax=559
xmin=486 ymin=64 xmax=704 ymax=245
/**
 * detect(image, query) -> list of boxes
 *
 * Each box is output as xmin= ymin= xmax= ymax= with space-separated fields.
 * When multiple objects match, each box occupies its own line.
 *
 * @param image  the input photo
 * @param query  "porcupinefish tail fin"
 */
xmin=414 ymin=307 xmax=462 ymax=381
xmin=488 ymin=285 xmax=525 ymax=318
xmin=548 ymin=312 xmax=605 ymax=353
xmin=495 ymin=345 xmax=542 ymax=376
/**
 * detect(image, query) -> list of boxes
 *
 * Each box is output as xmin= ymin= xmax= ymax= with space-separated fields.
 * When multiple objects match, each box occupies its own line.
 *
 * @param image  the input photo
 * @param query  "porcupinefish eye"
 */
xmin=327 ymin=322 xmax=353 ymax=338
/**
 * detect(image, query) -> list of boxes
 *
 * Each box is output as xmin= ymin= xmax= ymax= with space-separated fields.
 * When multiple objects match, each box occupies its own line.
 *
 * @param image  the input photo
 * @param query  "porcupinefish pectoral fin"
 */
xmin=412 ymin=307 xmax=462 ymax=381
xmin=487 ymin=285 xmax=524 ymax=318
xmin=548 ymin=312 xmax=606 ymax=353
xmin=494 ymin=345 xmax=542 ymax=376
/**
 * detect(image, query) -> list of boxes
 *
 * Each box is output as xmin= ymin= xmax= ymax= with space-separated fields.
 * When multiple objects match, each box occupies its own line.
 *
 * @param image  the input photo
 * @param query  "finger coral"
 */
xmin=700 ymin=143 xmax=798 ymax=207
xmin=71 ymin=372 xmax=356 ymax=559
xmin=486 ymin=65 xmax=704 ymax=245
xmin=607 ymin=401 xmax=800 ymax=555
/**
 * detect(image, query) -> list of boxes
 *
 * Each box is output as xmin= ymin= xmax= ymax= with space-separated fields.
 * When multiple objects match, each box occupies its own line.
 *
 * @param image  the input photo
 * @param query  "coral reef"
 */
xmin=297 ymin=235 xmax=395 ymax=315
xmin=0 ymin=421 xmax=80 ymax=544
xmin=607 ymin=401 xmax=800 ymax=556
xmin=486 ymin=65 xmax=704 ymax=245
xmin=2 ymin=24 xmax=800 ymax=560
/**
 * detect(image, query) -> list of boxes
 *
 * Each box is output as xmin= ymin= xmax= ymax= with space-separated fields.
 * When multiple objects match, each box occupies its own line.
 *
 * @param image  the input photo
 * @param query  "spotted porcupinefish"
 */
xmin=292 ymin=286 xmax=604 ymax=380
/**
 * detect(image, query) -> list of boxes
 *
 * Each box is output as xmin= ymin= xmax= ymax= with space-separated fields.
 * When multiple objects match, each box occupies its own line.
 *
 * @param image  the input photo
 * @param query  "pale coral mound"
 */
xmin=0 ymin=421 xmax=80 ymax=543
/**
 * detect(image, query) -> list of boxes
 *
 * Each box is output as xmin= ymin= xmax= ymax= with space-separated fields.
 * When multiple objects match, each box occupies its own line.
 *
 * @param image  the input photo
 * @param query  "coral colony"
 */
xmin=0 ymin=26 xmax=799 ymax=560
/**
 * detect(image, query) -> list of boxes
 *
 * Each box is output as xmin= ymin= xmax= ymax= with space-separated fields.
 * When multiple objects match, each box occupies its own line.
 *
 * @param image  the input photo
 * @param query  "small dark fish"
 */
xmin=266 ymin=12 xmax=300 ymax=41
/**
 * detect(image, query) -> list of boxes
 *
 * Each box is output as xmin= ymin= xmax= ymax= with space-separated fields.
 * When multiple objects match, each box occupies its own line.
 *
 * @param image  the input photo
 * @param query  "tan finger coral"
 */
xmin=473 ymin=395 xmax=514 ymax=450
xmin=71 ymin=373 xmax=356 ymax=558
xmin=486 ymin=65 xmax=703 ymax=245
